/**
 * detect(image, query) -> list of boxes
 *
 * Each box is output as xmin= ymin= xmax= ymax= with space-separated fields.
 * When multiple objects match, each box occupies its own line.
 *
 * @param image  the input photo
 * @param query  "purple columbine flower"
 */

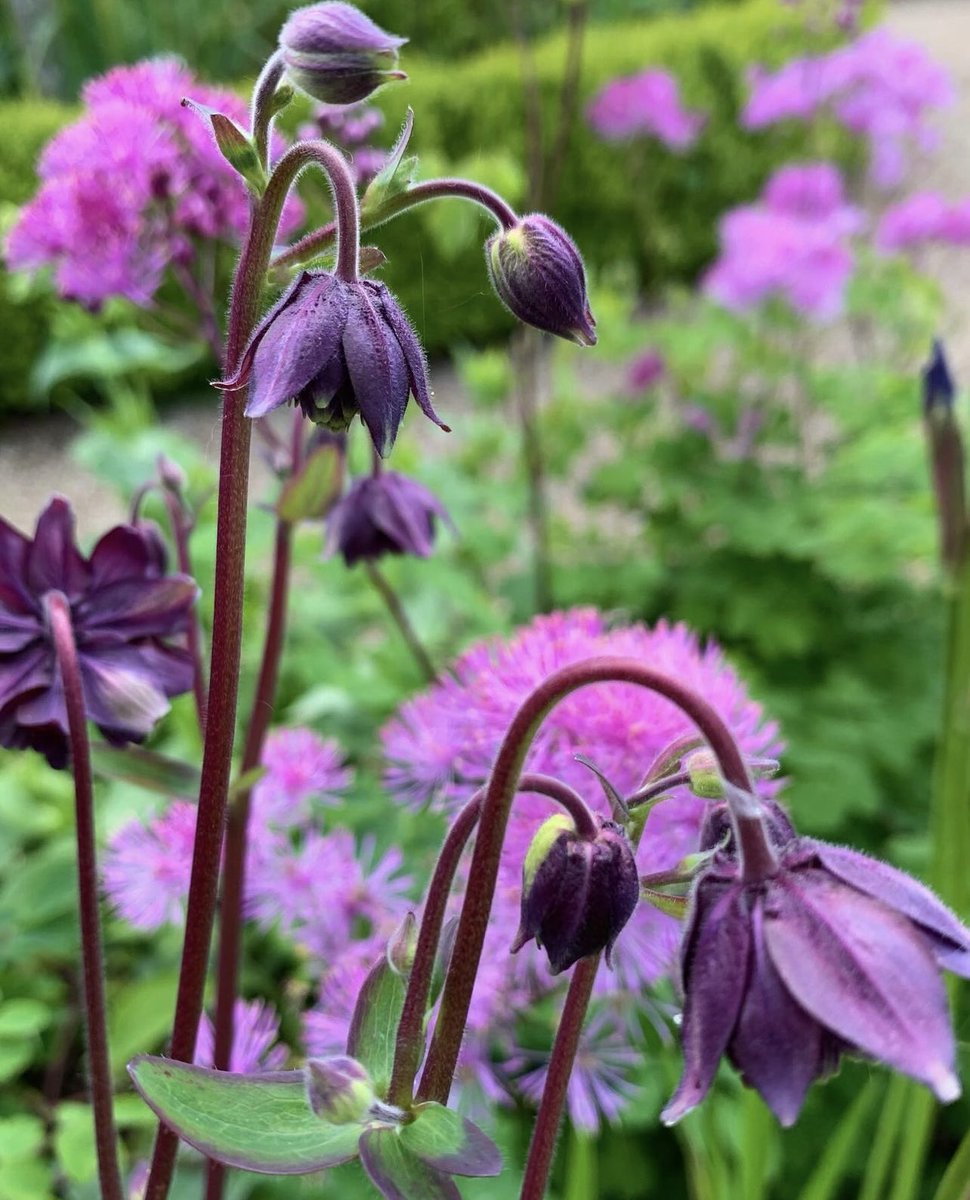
xmin=0 ymin=497 xmax=196 ymax=767
xmin=325 ymin=471 xmax=451 ymax=565
xmin=233 ymin=271 xmax=448 ymax=457
xmin=663 ymin=793 xmax=970 ymax=1127
xmin=486 ymin=214 xmax=597 ymax=347
xmin=279 ymin=2 xmax=407 ymax=106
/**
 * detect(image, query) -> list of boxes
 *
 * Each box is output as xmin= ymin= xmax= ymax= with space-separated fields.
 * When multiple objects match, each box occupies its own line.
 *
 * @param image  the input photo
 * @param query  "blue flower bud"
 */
xmin=511 ymin=813 xmax=639 ymax=974
xmin=280 ymin=3 xmax=407 ymax=106
xmin=485 ymin=214 xmax=596 ymax=346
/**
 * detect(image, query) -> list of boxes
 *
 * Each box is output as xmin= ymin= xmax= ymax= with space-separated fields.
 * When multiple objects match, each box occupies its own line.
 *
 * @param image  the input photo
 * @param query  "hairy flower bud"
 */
xmin=305 ymin=1055 xmax=376 ymax=1124
xmin=280 ymin=2 xmax=407 ymax=106
xmin=485 ymin=214 xmax=596 ymax=346
xmin=511 ymin=813 xmax=639 ymax=974
xmin=326 ymin=471 xmax=450 ymax=565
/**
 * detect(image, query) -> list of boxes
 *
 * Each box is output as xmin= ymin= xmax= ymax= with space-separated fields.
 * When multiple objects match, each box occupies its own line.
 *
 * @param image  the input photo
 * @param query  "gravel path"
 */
xmin=1 ymin=0 xmax=967 ymax=538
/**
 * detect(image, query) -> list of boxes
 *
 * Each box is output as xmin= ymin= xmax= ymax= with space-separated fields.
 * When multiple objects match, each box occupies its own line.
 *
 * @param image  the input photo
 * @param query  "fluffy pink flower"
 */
xmin=251 ymin=727 xmax=352 ymax=829
xmin=876 ymin=192 xmax=970 ymax=251
xmin=102 ymin=801 xmax=196 ymax=930
xmin=195 ymin=998 xmax=288 ymax=1073
xmin=7 ymin=58 xmax=303 ymax=308
xmin=587 ymin=69 xmax=705 ymax=150
xmin=743 ymin=29 xmax=954 ymax=190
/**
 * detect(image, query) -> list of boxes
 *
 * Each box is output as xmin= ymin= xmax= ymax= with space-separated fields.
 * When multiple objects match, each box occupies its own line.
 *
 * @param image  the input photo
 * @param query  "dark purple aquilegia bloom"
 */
xmin=663 ymin=792 xmax=970 ymax=1127
xmin=0 ymin=498 xmax=197 ymax=768
xmin=326 ymin=471 xmax=450 ymax=565
xmin=235 ymin=271 xmax=448 ymax=458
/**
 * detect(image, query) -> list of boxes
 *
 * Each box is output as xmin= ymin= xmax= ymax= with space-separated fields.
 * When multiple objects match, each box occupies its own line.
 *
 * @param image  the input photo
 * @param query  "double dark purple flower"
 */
xmin=326 ymin=471 xmax=450 ymax=565
xmin=0 ymin=498 xmax=197 ymax=767
xmin=234 ymin=271 xmax=448 ymax=458
xmin=663 ymin=796 xmax=970 ymax=1126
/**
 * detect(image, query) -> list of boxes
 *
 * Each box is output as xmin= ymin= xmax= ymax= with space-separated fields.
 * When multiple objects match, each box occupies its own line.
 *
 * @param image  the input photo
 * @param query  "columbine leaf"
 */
xmin=359 ymin=1126 xmax=460 ymax=1200
xmin=362 ymin=108 xmax=416 ymax=216
xmin=128 ymin=1057 xmax=360 ymax=1174
xmin=400 ymin=1103 xmax=501 ymax=1177
xmin=346 ymin=955 xmax=408 ymax=1097
xmin=277 ymin=443 xmax=343 ymax=523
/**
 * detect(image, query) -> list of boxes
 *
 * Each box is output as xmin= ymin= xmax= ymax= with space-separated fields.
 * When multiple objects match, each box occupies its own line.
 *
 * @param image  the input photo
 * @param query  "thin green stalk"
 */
xmin=563 ymin=1127 xmax=597 ymax=1200
xmin=739 ymin=1090 xmax=774 ymax=1200
xmin=859 ymin=1073 xmax=909 ymax=1200
xmin=796 ymin=1079 xmax=880 ymax=1200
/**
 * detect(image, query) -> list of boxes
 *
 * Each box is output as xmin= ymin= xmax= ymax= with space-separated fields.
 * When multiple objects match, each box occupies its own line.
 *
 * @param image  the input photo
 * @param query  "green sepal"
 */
xmin=276 ymin=441 xmax=343 ymax=523
xmin=346 ymin=953 xmax=408 ymax=1097
xmin=361 ymin=108 xmax=418 ymax=218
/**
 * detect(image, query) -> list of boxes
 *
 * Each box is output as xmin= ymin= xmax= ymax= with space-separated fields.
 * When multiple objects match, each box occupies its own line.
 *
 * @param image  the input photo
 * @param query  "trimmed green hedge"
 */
xmin=0 ymin=0 xmax=843 ymax=411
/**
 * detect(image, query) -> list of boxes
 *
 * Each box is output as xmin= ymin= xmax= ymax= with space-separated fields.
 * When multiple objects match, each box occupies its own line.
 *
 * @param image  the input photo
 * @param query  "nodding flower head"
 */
xmin=279 ymin=2 xmax=406 ymax=106
xmin=663 ymin=792 xmax=970 ymax=1127
xmin=231 ymin=271 xmax=449 ymax=458
xmin=485 ymin=214 xmax=597 ymax=347
xmin=325 ymin=471 xmax=451 ymax=566
xmin=511 ymin=812 xmax=640 ymax=975
xmin=0 ymin=497 xmax=197 ymax=767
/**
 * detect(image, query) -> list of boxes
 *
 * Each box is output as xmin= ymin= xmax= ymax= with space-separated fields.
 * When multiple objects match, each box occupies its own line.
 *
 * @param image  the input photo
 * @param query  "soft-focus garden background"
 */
xmin=2 ymin=0 xmax=970 ymax=1196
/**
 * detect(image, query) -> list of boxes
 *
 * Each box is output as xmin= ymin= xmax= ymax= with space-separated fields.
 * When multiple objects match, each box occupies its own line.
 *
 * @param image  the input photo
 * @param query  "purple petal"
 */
xmin=89 ymin=524 xmax=166 ymax=587
xmin=247 ymin=275 xmax=350 ymax=419
xmin=0 ymin=645 xmax=51 ymax=709
xmin=662 ymin=877 xmax=751 ymax=1124
xmin=0 ymin=608 xmax=42 ymax=653
xmin=76 ymin=576 xmax=196 ymax=638
xmin=26 ymin=498 xmax=90 ymax=598
xmin=343 ymin=287 xmax=409 ymax=457
xmin=359 ymin=1127 xmax=461 ymax=1200
xmin=77 ymin=651 xmax=172 ymax=739
xmin=728 ymin=904 xmax=824 ymax=1126
xmin=763 ymin=868 xmax=960 ymax=1102
xmin=0 ymin=516 xmax=32 ymax=609
xmin=809 ymin=840 xmax=970 ymax=976
xmin=372 ymin=284 xmax=450 ymax=433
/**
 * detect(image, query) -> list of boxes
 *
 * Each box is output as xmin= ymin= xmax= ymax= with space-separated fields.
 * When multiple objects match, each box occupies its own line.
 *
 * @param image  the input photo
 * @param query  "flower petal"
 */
xmin=343 ymin=286 xmax=409 ymax=457
xmin=246 ymin=274 xmax=350 ymax=419
xmin=78 ymin=651 xmax=172 ymax=740
xmin=89 ymin=524 xmax=167 ymax=586
xmin=372 ymin=283 xmax=450 ymax=433
xmin=661 ymin=877 xmax=751 ymax=1125
xmin=728 ymin=904 xmax=824 ymax=1126
xmin=763 ymin=868 xmax=960 ymax=1102
xmin=0 ymin=645 xmax=52 ymax=710
xmin=26 ymin=498 xmax=90 ymax=598
xmin=76 ymin=576 xmax=197 ymax=638
xmin=809 ymin=840 xmax=970 ymax=976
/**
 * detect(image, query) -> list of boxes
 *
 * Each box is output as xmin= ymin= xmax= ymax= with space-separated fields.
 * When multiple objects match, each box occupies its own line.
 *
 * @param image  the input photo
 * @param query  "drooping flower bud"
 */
xmin=280 ymin=3 xmax=407 ymax=106
xmin=325 ymin=471 xmax=451 ymax=565
xmin=485 ymin=213 xmax=597 ymax=346
xmin=511 ymin=813 xmax=639 ymax=974
xmin=922 ymin=340 xmax=967 ymax=571
xmin=684 ymin=749 xmax=780 ymax=799
xmin=305 ymin=1055 xmax=376 ymax=1124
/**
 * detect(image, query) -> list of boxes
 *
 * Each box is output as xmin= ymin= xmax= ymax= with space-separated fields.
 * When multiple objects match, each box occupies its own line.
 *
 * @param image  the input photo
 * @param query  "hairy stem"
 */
xmin=271 ymin=140 xmax=361 ymax=281
xmin=251 ymin=50 xmax=286 ymax=169
xmin=387 ymin=774 xmax=598 ymax=1108
xmin=46 ymin=592 xmax=123 ymax=1200
xmin=417 ymin=655 xmax=753 ymax=1104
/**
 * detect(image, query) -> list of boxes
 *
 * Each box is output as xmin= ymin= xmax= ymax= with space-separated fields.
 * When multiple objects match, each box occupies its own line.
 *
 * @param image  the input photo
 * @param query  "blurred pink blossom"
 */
xmin=587 ymin=69 xmax=706 ymax=150
xmin=876 ymin=192 xmax=970 ymax=251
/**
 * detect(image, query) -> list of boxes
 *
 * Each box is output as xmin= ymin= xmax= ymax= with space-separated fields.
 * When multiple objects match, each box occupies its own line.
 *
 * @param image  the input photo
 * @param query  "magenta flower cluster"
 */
xmin=298 ymin=101 xmax=388 ymax=185
xmin=379 ymin=608 xmax=781 ymax=1127
xmin=6 ymin=59 xmax=303 ymax=308
xmin=744 ymin=28 xmax=954 ymax=189
xmin=876 ymin=192 xmax=970 ymax=252
xmin=587 ymin=69 xmax=705 ymax=150
xmin=704 ymin=161 xmax=863 ymax=319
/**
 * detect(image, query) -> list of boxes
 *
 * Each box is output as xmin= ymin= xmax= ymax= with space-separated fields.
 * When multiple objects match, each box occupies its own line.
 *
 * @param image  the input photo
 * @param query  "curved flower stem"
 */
xmin=417 ymin=655 xmax=754 ymax=1105
xmin=364 ymin=562 xmax=438 ymax=685
xmin=161 ymin=490 xmax=208 ymax=733
xmin=204 ymin=516 xmax=294 ymax=1200
xmin=251 ymin=49 xmax=286 ymax=170
xmin=46 ymin=592 xmax=123 ymax=1200
xmin=143 ymin=126 xmax=302 ymax=1200
xmin=270 ymin=140 xmax=361 ymax=281
xmin=272 ymin=176 xmax=518 ymax=273
xmin=387 ymin=773 xmax=598 ymax=1108
xmin=627 ymin=769 xmax=691 ymax=810
xmin=520 ymin=955 xmax=599 ymax=1200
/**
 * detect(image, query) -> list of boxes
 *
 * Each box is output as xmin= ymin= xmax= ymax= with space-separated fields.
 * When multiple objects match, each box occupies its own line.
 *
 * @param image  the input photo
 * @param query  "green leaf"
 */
xmin=400 ymin=1104 xmax=501 ymax=1177
xmin=359 ymin=1126 xmax=460 ymax=1200
xmin=0 ymin=998 xmax=50 ymax=1037
xmin=90 ymin=743 xmax=200 ymax=799
xmin=277 ymin=443 xmax=342 ymax=523
xmin=346 ymin=956 xmax=408 ymax=1097
xmin=128 ymin=1057 xmax=361 ymax=1174
xmin=108 ymin=973 xmax=180 ymax=1076
xmin=0 ymin=1115 xmax=44 ymax=1162
xmin=0 ymin=1041 xmax=33 ymax=1083
xmin=54 ymin=1102 xmax=98 ymax=1186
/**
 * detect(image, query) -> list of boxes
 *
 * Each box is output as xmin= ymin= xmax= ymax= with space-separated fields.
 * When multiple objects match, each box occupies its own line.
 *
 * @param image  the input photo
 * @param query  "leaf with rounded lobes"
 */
xmin=359 ymin=1126 xmax=460 ymax=1200
xmin=346 ymin=955 xmax=408 ymax=1097
xmin=400 ymin=1103 xmax=501 ymax=1177
xmin=128 ymin=1057 xmax=360 ymax=1174
xmin=277 ymin=443 xmax=343 ymax=524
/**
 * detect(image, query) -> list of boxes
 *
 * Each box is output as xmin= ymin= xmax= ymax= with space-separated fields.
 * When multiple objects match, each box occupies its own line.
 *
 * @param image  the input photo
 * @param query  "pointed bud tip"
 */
xmin=931 ymin=1066 xmax=961 ymax=1104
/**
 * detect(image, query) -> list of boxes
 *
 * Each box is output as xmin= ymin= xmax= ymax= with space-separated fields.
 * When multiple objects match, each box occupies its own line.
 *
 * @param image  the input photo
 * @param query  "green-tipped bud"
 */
xmin=386 ymin=910 xmax=418 ymax=976
xmin=512 ymin=813 xmax=638 ymax=974
xmin=279 ymin=2 xmax=407 ymax=106
xmin=684 ymin=750 xmax=781 ymax=799
xmin=305 ymin=1055 xmax=375 ymax=1124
